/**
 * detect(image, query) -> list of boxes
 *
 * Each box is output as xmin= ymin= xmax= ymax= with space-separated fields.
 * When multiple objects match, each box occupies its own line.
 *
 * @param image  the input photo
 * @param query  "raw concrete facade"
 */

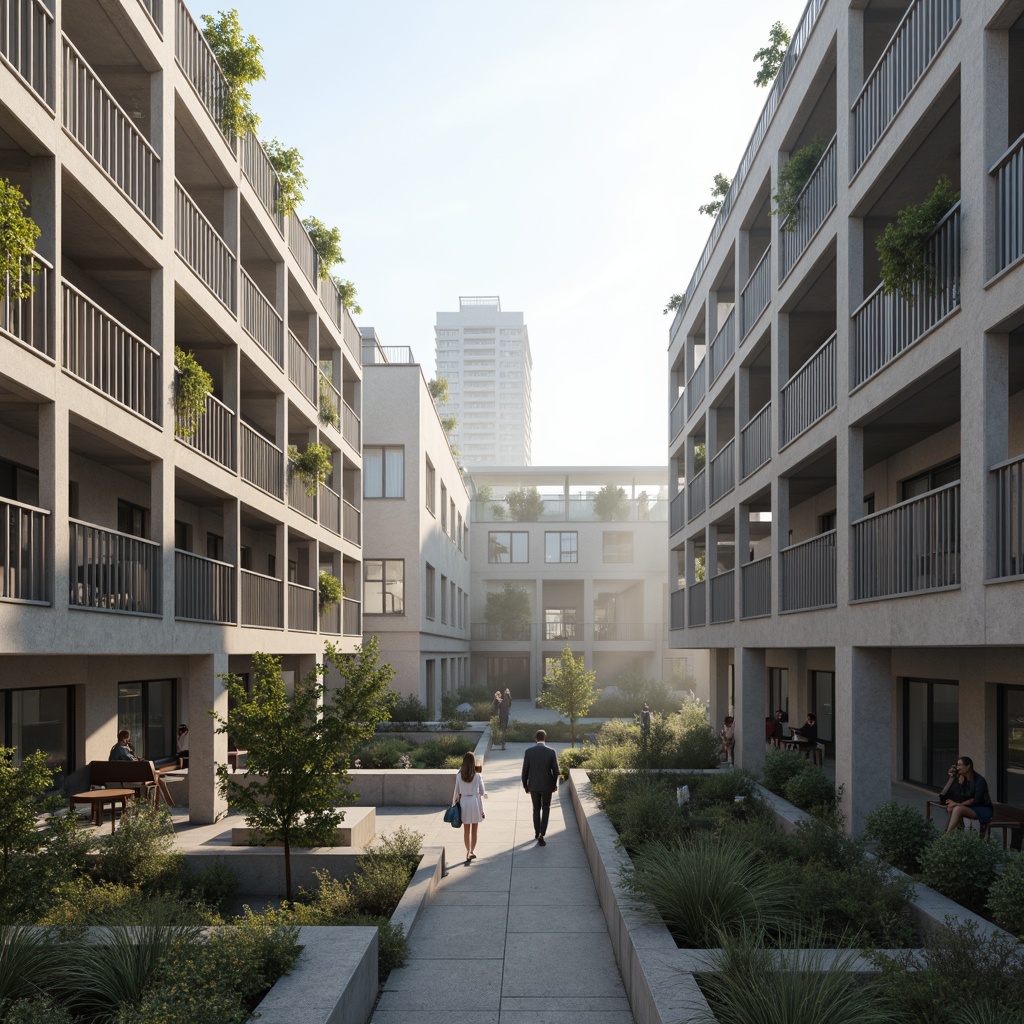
xmin=668 ymin=0 xmax=1024 ymax=831
xmin=0 ymin=0 xmax=364 ymax=821
xmin=360 ymin=335 xmax=471 ymax=715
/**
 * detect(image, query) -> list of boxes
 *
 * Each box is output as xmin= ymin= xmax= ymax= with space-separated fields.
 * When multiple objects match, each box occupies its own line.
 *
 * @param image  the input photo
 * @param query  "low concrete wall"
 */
xmin=231 ymin=808 xmax=376 ymax=848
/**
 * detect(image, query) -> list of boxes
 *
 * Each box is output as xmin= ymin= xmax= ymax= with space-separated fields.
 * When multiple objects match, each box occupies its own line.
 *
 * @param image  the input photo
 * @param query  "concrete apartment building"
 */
xmin=434 ymin=296 xmax=533 ymax=467
xmin=668 ymin=0 xmax=1024 ymax=830
xmin=361 ymin=332 xmax=471 ymax=715
xmin=0 ymin=0 xmax=364 ymax=821
xmin=470 ymin=467 xmax=693 ymax=700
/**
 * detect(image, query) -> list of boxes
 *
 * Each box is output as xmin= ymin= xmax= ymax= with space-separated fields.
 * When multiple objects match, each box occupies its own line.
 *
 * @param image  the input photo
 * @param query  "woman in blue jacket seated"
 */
xmin=938 ymin=755 xmax=993 ymax=835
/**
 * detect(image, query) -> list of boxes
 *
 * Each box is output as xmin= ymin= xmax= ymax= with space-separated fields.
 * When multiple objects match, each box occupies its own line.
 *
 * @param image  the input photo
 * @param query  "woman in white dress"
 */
xmin=453 ymin=751 xmax=486 ymax=863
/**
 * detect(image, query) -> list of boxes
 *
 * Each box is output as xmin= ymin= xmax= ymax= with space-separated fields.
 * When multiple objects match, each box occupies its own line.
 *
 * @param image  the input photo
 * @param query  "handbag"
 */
xmin=443 ymin=798 xmax=462 ymax=828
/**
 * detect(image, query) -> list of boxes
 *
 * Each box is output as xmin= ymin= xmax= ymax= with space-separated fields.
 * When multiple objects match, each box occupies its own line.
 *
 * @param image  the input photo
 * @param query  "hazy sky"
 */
xmin=234 ymin=0 xmax=811 ymax=465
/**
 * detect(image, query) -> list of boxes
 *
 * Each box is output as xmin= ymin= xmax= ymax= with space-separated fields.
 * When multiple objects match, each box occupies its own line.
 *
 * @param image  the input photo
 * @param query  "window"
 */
xmin=998 ymin=685 xmax=1024 ymax=804
xmin=117 ymin=679 xmax=175 ymax=761
xmin=206 ymin=533 xmax=224 ymax=561
xmin=2 ymin=686 xmax=74 ymax=787
xmin=457 ymin=513 xmax=464 ymax=550
xmin=450 ymin=580 xmax=457 ymax=624
xmin=450 ymin=498 xmax=456 ymax=537
xmin=364 ymin=559 xmax=405 ymax=614
xmin=364 ymin=447 xmax=404 ymax=498
xmin=425 ymin=457 xmax=435 ymax=514
xmin=489 ymin=531 xmax=528 ymax=563
xmin=118 ymin=500 xmax=148 ymax=538
xmin=903 ymin=678 xmax=958 ymax=788
xmin=810 ymin=670 xmax=835 ymax=743
xmin=901 ymin=458 xmax=961 ymax=501
xmin=767 ymin=667 xmax=789 ymax=719
xmin=425 ymin=563 xmax=435 ymax=620
xmin=464 ymin=522 xmax=470 ymax=553
xmin=818 ymin=512 xmax=837 ymax=534
xmin=602 ymin=531 xmax=633 ymax=563
xmin=544 ymin=608 xmax=578 ymax=641
xmin=441 ymin=484 xmax=448 ymax=531
xmin=457 ymin=587 xmax=463 ymax=628
xmin=440 ymin=574 xmax=448 ymax=623
xmin=545 ymin=531 xmax=578 ymax=563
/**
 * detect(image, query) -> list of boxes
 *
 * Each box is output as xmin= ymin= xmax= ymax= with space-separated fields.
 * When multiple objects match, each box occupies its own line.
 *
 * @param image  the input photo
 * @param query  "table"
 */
xmin=69 ymin=788 xmax=136 ymax=833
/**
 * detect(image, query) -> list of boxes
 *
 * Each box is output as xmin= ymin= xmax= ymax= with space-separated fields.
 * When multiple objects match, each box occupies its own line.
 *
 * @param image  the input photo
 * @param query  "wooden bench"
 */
xmin=78 ymin=760 xmax=180 ymax=809
xmin=926 ymin=799 xmax=1024 ymax=849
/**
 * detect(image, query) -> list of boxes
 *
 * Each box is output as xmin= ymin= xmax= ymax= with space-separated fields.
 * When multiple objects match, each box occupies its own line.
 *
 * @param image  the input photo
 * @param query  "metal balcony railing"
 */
xmin=240 ymin=422 xmax=283 ymax=499
xmin=137 ymin=0 xmax=162 ymax=31
xmin=852 ymin=0 xmax=960 ymax=172
xmin=319 ymin=482 xmax=341 ymax=535
xmin=741 ymin=246 xmax=771 ymax=338
xmin=174 ymin=0 xmax=229 ymax=139
xmin=62 ymin=37 xmax=160 ymax=225
xmin=342 ymin=596 xmax=361 ymax=635
xmin=741 ymin=556 xmax=771 ymax=619
xmin=993 ymin=453 xmax=1024 ymax=579
xmin=70 ymin=519 xmax=159 ymax=613
xmin=320 ymin=600 xmax=341 ymax=635
xmin=1 ymin=250 xmax=51 ymax=358
xmin=709 ymin=308 xmax=735 ymax=384
xmin=544 ymin=622 xmax=578 ymax=641
xmin=781 ymin=332 xmax=836 ymax=447
xmin=709 ymin=439 xmax=735 ymax=506
xmin=176 ymin=390 xmax=235 ymax=470
xmin=781 ymin=530 xmax=837 ymax=612
xmin=62 ymin=282 xmax=160 ymax=423
xmin=342 ymin=398 xmax=361 ymax=452
xmin=709 ymin=570 xmax=735 ymax=624
xmin=470 ymin=622 xmax=533 ymax=642
xmin=287 ymin=330 xmax=317 ymax=408
xmin=343 ymin=498 xmax=361 ymax=545
xmin=2 ymin=0 xmax=54 ymax=106
xmin=175 ymin=549 xmax=233 ymax=622
xmin=288 ymin=581 xmax=317 ymax=632
xmin=687 ymin=468 xmax=706 ymax=523
xmin=342 ymin=313 xmax=361 ymax=364
xmin=240 ymin=132 xmax=284 ymax=234
xmin=319 ymin=276 xmax=347 ymax=331
xmin=670 ymin=490 xmax=685 ymax=535
xmin=741 ymin=401 xmax=772 ymax=478
xmin=287 ymin=216 xmax=319 ymax=287
xmin=241 ymin=269 xmax=282 ymax=365
xmin=670 ymin=391 xmax=685 ymax=441
xmin=670 ymin=588 xmax=685 ymax=630
xmin=780 ymin=135 xmax=836 ymax=279
xmin=852 ymin=203 xmax=960 ymax=387
xmin=240 ymin=568 xmax=282 ymax=628
xmin=319 ymin=372 xmax=342 ymax=432
xmin=687 ymin=579 xmax=706 ymax=627
xmin=287 ymin=473 xmax=316 ymax=521
xmin=593 ymin=621 xmax=656 ymax=642
xmin=992 ymin=133 xmax=1024 ymax=276
xmin=175 ymin=181 xmax=236 ymax=310
xmin=853 ymin=483 xmax=960 ymax=600
xmin=1 ymin=498 xmax=48 ymax=603
xmin=685 ymin=357 xmax=706 ymax=420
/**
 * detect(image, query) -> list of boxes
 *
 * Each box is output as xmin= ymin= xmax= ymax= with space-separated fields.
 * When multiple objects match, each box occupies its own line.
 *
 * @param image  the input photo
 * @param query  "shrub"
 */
xmin=0 ymin=925 xmax=68 ymax=1012
xmin=351 ymin=828 xmax=422 ymax=917
xmin=615 ymin=779 xmax=684 ymax=852
xmin=177 ymin=860 xmax=239 ymax=916
xmin=673 ymin=721 xmax=720 ymax=770
xmin=96 ymin=804 xmax=183 ymax=893
xmin=5 ymin=998 xmax=73 ymax=1024
xmin=781 ymin=765 xmax=836 ymax=813
xmin=987 ymin=850 xmax=1024 ymax=937
xmin=352 ymin=737 xmax=413 ymax=769
xmin=390 ymin=693 xmax=429 ymax=723
xmin=919 ymin=827 xmax=1003 ymax=912
xmin=588 ymin=744 xmax=628 ymax=771
xmin=558 ymin=746 xmax=592 ymax=779
xmin=773 ymin=137 xmax=826 ymax=226
xmin=761 ymin=746 xmax=808 ymax=794
xmin=863 ymin=800 xmax=938 ymax=875
xmin=340 ymin=915 xmax=409 ymax=981
xmin=291 ymin=869 xmax=356 ymax=922
xmin=415 ymin=735 xmax=470 ymax=768
xmin=595 ymin=720 xmax=639 ymax=746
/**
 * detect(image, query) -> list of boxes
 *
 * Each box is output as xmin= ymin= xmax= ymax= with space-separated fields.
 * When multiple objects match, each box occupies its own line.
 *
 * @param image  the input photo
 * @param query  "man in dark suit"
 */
xmin=522 ymin=729 xmax=559 ymax=845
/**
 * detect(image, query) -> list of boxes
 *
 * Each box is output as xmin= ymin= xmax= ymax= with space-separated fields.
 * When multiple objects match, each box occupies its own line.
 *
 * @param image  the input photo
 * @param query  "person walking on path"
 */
xmin=639 ymin=702 xmax=651 ymax=748
xmin=522 ymin=729 xmax=559 ymax=845
xmin=498 ymin=688 xmax=512 ymax=749
xmin=453 ymin=751 xmax=486 ymax=863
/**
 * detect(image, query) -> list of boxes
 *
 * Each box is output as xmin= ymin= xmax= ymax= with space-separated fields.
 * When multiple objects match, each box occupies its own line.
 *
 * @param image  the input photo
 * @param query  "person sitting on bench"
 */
xmin=937 ymin=755 xmax=993 ymax=836
xmin=109 ymin=730 xmax=137 ymax=761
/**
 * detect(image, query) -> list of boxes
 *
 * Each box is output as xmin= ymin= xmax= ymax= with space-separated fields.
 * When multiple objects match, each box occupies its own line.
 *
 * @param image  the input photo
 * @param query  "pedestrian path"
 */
xmin=369 ymin=742 xmax=636 ymax=1024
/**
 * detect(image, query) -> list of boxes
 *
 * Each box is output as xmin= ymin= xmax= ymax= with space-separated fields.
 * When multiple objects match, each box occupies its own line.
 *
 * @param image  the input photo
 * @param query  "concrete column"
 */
xmin=38 ymin=402 xmax=66 ymax=606
xmin=224 ymin=496 xmax=240 ymax=624
xmin=838 ymin=425 xmax=864 ymax=606
xmin=188 ymin=652 xmax=230 ymax=824
xmin=150 ymin=455 xmax=171 ymax=618
xmin=773 ymin=475 xmax=790 ymax=611
xmin=983 ymin=334 xmax=1009 ymax=579
xmin=735 ymin=647 xmax=765 ymax=773
xmin=835 ymin=645 xmax=892 ymax=835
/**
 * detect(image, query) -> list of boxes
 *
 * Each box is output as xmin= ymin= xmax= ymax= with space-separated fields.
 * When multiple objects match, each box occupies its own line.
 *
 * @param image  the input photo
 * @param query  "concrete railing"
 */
xmin=70 ymin=519 xmax=160 ymax=614
xmin=740 ymin=400 xmax=771 ymax=478
xmin=241 ymin=269 xmax=282 ymax=365
xmin=1 ymin=250 xmax=52 ymax=358
xmin=240 ymin=568 xmax=282 ymax=628
xmin=781 ymin=530 xmax=836 ymax=612
xmin=175 ymin=180 xmax=236 ymax=310
xmin=1 ymin=497 xmax=48 ymax=603
xmin=992 ymin=132 xmax=1024 ymax=276
xmin=240 ymin=422 xmax=283 ymax=499
xmin=781 ymin=331 xmax=836 ymax=447
xmin=740 ymin=246 xmax=771 ymax=338
xmin=741 ymin=555 xmax=771 ymax=618
xmin=993 ymin=453 xmax=1024 ymax=579
xmin=779 ymin=134 xmax=836 ymax=279
xmin=175 ymin=549 xmax=233 ymax=622
xmin=2 ymin=0 xmax=54 ymax=107
xmin=708 ymin=307 xmax=735 ymax=384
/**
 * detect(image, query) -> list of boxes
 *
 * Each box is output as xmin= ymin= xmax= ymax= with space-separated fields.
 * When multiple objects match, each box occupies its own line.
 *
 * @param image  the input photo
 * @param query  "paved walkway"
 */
xmin=369 ymin=742 xmax=635 ymax=1024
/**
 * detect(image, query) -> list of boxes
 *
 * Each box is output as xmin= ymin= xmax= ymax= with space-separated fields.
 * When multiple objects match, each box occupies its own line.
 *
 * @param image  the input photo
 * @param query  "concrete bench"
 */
xmin=231 ymin=806 xmax=376 ymax=848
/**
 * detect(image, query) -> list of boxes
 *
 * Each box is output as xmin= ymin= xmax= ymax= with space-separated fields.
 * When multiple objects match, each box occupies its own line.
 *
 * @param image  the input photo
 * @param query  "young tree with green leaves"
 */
xmin=331 ymin=276 xmax=362 ymax=315
xmin=753 ymin=21 xmax=791 ymax=87
xmin=539 ymin=646 xmax=599 ymax=747
xmin=263 ymin=138 xmax=307 ymax=216
xmin=484 ymin=583 xmax=531 ymax=641
xmin=0 ymin=179 xmax=41 ymax=301
xmin=698 ymin=173 xmax=732 ymax=217
xmin=593 ymin=484 xmax=628 ymax=521
xmin=302 ymin=216 xmax=343 ymax=281
xmin=506 ymin=486 xmax=545 ymax=521
xmin=427 ymin=377 xmax=450 ymax=404
xmin=663 ymin=293 xmax=684 ymax=316
xmin=214 ymin=639 xmax=395 ymax=902
xmin=200 ymin=9 xmax=265 ymax=137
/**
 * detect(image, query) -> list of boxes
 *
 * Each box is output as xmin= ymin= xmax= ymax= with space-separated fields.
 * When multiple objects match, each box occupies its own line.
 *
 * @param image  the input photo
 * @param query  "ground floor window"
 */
xmin=1 ymin=686 xmax=74 ymax=786
xmin=117 ymin=679 xmax=175 ymax=761
xmin=998 ymin=684 xmax=1024 ymax=805
xmin=903 ymin=678 xmax=958 ymax=789
xmin=811 ymin=670 xmax=835 ymax=743
xmin=767 ymin=667 xmax=789 ymax=719
xmin=425 ymin=659 xmax=436 ymax=716
xmin=486 ymin=656 xmax=530 ymax=700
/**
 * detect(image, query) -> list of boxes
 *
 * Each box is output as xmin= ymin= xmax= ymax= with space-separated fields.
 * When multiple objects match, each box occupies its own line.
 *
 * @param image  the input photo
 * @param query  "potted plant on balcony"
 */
xmin=318 ymin=374 xmax=340 ymax=428
xmin=0 ymin=177 xmax=41 ymax=301
xmin=288 ymin=442 xmax=332 ymax=497
xmin=484 ymin=583 xmax=531 ymax=641
xmin=318 ymin=570 xmax=343 ymax=613
xmin=594 ymin=483 xmax=629 ymax=521
xmin=876 ymin=175 xmax=959 ymax=302
xmin=263 ymin=137 xmax=307 ymax=216
xmin=173 ymin=346 xmax=213 ymax=439
xmin=772 ymin=137 xmax=826 ymax=229
xmin=506 ymin=486 xmax=545 ymax=522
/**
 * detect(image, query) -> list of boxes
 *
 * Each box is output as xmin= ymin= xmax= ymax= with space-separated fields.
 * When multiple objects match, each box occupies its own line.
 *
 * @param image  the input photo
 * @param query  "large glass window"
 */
xmin=904 ymin=678 xmax=959 ymax=788
xmin=441 ymin=574 xmax=448 ymax=623
xmin=117 ymin=679 xmax=175 ymax=761
xmin=544 ymin=608 xmax=578 ymax=641
xmin=425 ymin=563 xmax=435 ymax=620
xmin=602 ymin=531 xmax=633 ymax=563
xmin=545 ymin=531 xmax=578 ymax=563
xmin=364 ymin=559 xmax=405 ymax=614
xmin=811 ymin=670 xmax=835 ymax=743
xmin=487 ymin=656 xmax=530 ymax=700
xmin=998 ymin=685 xmax=1024 ymax=805
xmin=2 ymin=686 xmax=74 ymax=786
xmin=488 ymin=531 xmax=528 ymax=563
xmin=767 ymin=667 xmax=789 ymax=719
xmin=364 ymin=447 xmax=404 ymax=498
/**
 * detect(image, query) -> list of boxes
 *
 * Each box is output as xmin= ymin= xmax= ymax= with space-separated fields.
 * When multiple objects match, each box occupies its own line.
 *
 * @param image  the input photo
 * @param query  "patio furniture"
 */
xmin=69 ymin=788 xmax=135 ymax=832
xmin=925 ymin=799 xmax=1024 ymax=849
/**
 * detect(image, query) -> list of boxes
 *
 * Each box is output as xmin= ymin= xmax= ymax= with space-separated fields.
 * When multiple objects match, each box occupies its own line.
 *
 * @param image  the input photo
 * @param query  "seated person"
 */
xmin=176 ymin=723 xmax=189 ymax=767
xmin=770 ymin=708 xmax=787 ymax=747
xmin=791 ymin=712 xmax=818 ymax=747
xmin=109 ymin=729 xmax=138 ymax=761
xmin=937 ymin=755 xmax=993 ymax=835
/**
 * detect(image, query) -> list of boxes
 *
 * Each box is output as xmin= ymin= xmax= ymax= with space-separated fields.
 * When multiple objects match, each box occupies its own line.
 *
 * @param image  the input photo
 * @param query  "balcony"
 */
xmin=241 ymin=269 xmax=283 ymax=365
xmin=174 ymin=0 xmax=229 ymax=140
xmin=287 ymin=473 xmax=316 ymax=522
xmin=740 ymin=401 xmax=771 ymax=478
xmin=320 ymin=600 xmax=341 ymax=635
xmin=992 ymin=133 xmax=1024 ymax=277
xmin=741 ymin=555 xmax=771 ymax=618
xmin=319 ymin=277 xmax=348 ymax=333
xmin=342 ymin=397 xmax=360 ymax=452
xmin=687 ymin=468 xmax=706 ymax=523
xmin=685 ymin=357 xmax=706 ymax=420
xmin=176 ymin=390 xmax=235 ymax=470
xmin=779 ymin=135 xmax=836 ymax=280
xmin=240 ymin=132 xmax=284 ymax=234
xmin=781 ymin=531 xmax=836 ymax=612
xmin=62 ymin=37 xmax=160 ymax=226
xmin=240 ymin=568 xmax=282 ymax=628
xmin=670 ymin=588 xmax=685 ymax=630
xmin=852 ymin=0 xmax=960 ymax=172
xmin=709 ymin=308 xmax=735 ymax=384
xmin=1 ymin=497 xmax=48 ymax=604
xmin=851 ymin=203 xmax=960 ymax=388
xmin=70 ymin=519 xmax=159 ymax=614
xmin=993 ymin=454 xmax=1024 ymax=579
xmin=62 ymin=282 xmax=160 ymax=423
xmin=2 ymin=0 xmax=54 ymax=107
xmin=342 ymin=596 xmax=361 ymax=635
xmin=319 ymin=482 xmax=341 ymax=535
xmin=287 ymin=581 xmax=316 ymax=632
xmin=342 ymin=498 xmax=360 ymax=545
xmin=240 ymin=422 xmax=283 ymax=499
xmin=175 ymin=181 xmax=236 ymax=311
xmin=669 ymin=391 xmax=685 ymax=441
xmin=670 ymin=490 xmax=685 ymax=535
xmin=592 ymin=622 xmax=656 ymax=642
xmin=687 ymin=579 xmax=706 ymax=627
xmin=175 ymin=549 xmax=233 ymax=622
xmin=853 ymin=482 xmax=960 ymax=599
xmin=287 ymin=330 xmax=317 ymax=408
xmin=1 ymin=250 xmax=52 ymax=358
xmin=287 ymin=216 xmax=318 ymax=288
xmin=781 ymin=332 xmax=836 ymax=448
xmin=471 ymin=622 xmax=533 ymax=642
xmin=741 ymin=247 xmax=771 ymax=338
xmin=318 ymin=372 xmax=342 ymax=434
xmin=709 ymin=440 xmax=735 ymax=506
xmin=544 ymin=622 xmax=578 ymax=641
xmin=709 ymin=570 xmax=735 ymax=624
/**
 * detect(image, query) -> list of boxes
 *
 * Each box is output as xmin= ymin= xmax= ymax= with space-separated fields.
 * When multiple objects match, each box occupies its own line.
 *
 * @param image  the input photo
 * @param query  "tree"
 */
xmin=263 ymin=138 xmax=307 ymax=216
xmin=0 ymin=179 xmax=40 ymax=301
xmin=663 ymin=293 xmax=684 ymax=316
xmin=539 ymin=646 xmax=599 ymax=747
xmin=331 ymin=276 xmax=362 ymax=315
xmin=506 ymin=486 xmax=545 ymax=522
xmin=698 ymin=173 xmax=732 ymax=217
xmin=484 ymin=583 xmax=531 ymax=641
xmin=773 ymin=138 xmax=826 ymax=227
xmin=753 ymin=21 xmax=791 ymax=87
xmin=200 ymin=9 xmax=265 ymax=137
xmin=427 ymin=377 xmax=450 ymax=404
xmin=594 ymin=484 xmax=629 ymax=521
xmin=302 ymin=216 xmax=344 ymax=281
xmin=214 ymin=639 xmax=395 ymax=902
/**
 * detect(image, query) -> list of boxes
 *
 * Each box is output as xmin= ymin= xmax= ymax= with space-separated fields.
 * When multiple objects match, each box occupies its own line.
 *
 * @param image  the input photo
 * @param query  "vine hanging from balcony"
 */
xmin=0 ymin=178 xmax=41 ymax=301
xmin=200 ymin=9 xmax=265 ymax=137
xmin=773 ymin=137 xmax=825 ymax=229
xmin=318 ymin=570 xmax=343 ymax=613
xmin=173 ymin=346 xmax=213 ymax=439
xmin=876 ymin=176 xmax=960 ymax=303
xmin=288 ymin=442 xmax=332 ymax=496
